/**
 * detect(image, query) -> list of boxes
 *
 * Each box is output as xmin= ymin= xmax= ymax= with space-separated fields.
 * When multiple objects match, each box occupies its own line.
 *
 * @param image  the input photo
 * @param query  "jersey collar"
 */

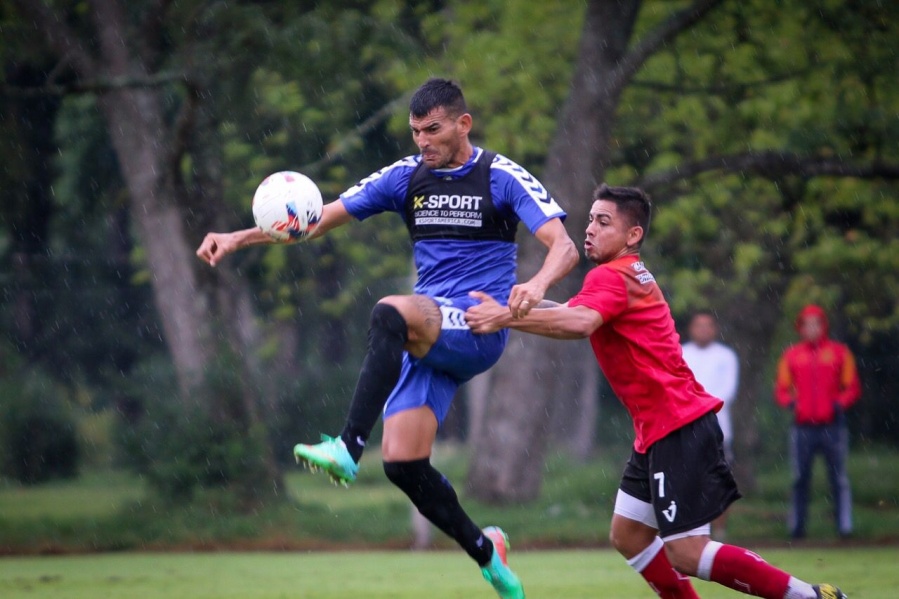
xmin=428 ymin=147 xmax=484 ymax=178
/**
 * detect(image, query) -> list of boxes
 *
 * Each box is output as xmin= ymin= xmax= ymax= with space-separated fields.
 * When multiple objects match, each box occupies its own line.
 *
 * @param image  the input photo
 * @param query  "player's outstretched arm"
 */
xmin=196 ymin=227 xmax=271 ymax=267
xmin=466 ymin=291 xmax=602 ymax=339
xmin=508 ymin=218 xmax=578 ymax=319
xmin=305 ymin=199 xmax=355 ymax=241
xmin=196 ymin=200 xmax=355 ymax=267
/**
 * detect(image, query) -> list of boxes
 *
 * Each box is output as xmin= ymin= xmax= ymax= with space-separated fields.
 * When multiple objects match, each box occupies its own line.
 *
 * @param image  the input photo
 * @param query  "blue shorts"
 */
xmin=383 ymin=295 xmax=508 ymax=424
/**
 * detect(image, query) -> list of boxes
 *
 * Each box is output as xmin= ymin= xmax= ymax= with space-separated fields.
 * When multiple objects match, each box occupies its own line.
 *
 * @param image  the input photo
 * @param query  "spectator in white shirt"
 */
xmin=682 ymin=310 xmax=740 ymax=539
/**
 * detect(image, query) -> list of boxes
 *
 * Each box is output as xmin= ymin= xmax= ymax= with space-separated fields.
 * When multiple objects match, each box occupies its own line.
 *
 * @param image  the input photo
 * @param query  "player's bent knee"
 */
xmin=664 ymin=545 xmax=696 ymax=575
xmin=610 ymin=496 xmax=660 ymax=558
xmin=376 ymin=295 xmax=440 ymax=346
xmin=609 ymin=529 xmax=626 ymax=555
xmin=376 ymin=295 xmax=409 ymax=310
xmin=610 ymin=517 xmax=651 ymax=558
xmin=376 ymin=294 xmax=424 ymax=318
xmin=662 ymin=534 xmax=709 ymax=576
xmin=610 ymin=527 xmax=649 ymax=558
xmin=370 ymin=301 xmax=409 ymax=338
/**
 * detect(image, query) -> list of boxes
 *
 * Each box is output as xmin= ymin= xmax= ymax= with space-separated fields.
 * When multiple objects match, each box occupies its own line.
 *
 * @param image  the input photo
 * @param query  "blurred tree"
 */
xmin=4 ymin=0 xmax=288 ymax=502
xmin=0 ymin=60 xmax=58 ymax=358
xmin=629 ymin=0 xmax=899 ymax=482
xmin=411 ymin=0 xmax=899 ymax=502
xmin=202 ymin=1 xmax=431 ymax=456
xmin=0 ymin=0 xmax=432 ymax=500
xmin=3 ymin=0 xmax=897 ymax=510
xmin=0 ymin=366 xmax=80 ymax=485
xmin=462 ymin=0 xmax=729 ymax=503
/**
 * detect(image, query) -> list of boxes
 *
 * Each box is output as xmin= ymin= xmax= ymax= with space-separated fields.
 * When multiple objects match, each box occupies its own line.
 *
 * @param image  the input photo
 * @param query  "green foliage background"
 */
xmin=0 ymin=0 xmax=897 ymax=495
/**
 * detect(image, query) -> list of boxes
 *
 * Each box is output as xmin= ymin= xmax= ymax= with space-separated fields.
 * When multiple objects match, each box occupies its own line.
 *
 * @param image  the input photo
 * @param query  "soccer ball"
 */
xmin=252 ymin=171 xmax=323 ymax=241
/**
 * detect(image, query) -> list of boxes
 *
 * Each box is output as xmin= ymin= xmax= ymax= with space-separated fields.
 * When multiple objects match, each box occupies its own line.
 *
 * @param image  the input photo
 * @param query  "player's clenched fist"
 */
xmin=196 ymin=232 xmax=236 ymax=267
xmin=465 ymin=291 xmax=512 ymax=334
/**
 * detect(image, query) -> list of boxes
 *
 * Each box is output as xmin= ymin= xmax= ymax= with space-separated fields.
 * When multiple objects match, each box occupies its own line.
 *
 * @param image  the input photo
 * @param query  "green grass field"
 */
xmin=1 ymin=445 xmax=898 ymax=597
xmin=1 ymin=548 xmax=895 ymax=598
xmin=2 ymin=444 xmax=898 ymax=553
xmin=0 ymin=447 xmax=899 ymax=554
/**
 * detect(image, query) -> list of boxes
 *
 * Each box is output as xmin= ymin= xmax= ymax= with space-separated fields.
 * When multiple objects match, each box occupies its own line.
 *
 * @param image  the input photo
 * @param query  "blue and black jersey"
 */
xmin=340 ymin=147 xmax=566 ymax=302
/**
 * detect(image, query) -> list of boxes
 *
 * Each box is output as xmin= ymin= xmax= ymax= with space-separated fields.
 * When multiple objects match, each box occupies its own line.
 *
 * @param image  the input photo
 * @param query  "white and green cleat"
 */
xmin=480 ymin=526 xmax=525 ymax=599
xmin=293 ymin=434 xmax=358 ymax=486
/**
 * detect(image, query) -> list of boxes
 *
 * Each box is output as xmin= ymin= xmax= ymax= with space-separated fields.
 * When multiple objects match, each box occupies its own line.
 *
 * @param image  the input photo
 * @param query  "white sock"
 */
xmin=625 ymin=536 xmax=664 ymax=573
xmin=783 ymin=577 xmax=816 ymax=599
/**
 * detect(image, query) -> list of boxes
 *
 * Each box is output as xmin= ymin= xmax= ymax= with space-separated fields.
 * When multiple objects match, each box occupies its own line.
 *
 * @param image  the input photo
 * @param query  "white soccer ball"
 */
xmin=252 ymin=171 xmax=323 ymax=241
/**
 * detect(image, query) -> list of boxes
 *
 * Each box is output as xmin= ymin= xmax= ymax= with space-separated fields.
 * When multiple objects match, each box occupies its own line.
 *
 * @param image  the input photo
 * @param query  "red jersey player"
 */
xmin=465 ymin=184 xmax=847 ymax=599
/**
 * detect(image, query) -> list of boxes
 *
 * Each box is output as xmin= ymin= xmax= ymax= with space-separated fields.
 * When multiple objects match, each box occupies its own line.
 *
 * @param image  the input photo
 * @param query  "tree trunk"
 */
xmin=3 ymin=63 xmax=59 ymax=356
xmin=467 ymin=0 xmax=726 ymax=502
xmin=550 ymin=349 xmax=600 ymax=461
xmin=11 ymin=0 xmax=286 ymax=497
xmin=184 ymin=84 xmax=285 ymax=494
xmin=465 ymin=371 xmax=493 ymax=445
xmin=468 ymin=0 xmax=640 ymax=502
xmin=715 ymin=181 xmax=803 ymax=493
xmin=98 ymin=90 xmax=213 ymax=395
xmin=720 ymin=288 xmax=786 ymax=494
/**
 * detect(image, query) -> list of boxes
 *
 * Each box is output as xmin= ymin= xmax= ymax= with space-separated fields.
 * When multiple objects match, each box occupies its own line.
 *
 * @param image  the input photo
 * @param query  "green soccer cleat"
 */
xmin=813 ymin=584 xmax=848 ymax=599
xmin=293 ymin=434 xmax=358 ymax=486
xmin=480 ymin=526 xmax=525 ymax=599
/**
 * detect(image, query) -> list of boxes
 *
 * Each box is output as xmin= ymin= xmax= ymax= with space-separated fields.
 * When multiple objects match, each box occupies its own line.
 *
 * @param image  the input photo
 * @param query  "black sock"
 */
xmin=339 ymin=303 xmax=408 ymax=463
xmin=384 ymin=458 xmax=494 ymax=566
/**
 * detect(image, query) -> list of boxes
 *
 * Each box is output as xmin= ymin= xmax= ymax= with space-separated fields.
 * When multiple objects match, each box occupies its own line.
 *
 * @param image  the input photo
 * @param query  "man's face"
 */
xmin=799 ymin=314 xmax=825 ymax=342
xmin=583 ymin=200 xmax=642 ymax=264
xmin=409 ymin=107 xmax=471 ymax=169
xmin=688 ymin=314 xmax=718 ymax=348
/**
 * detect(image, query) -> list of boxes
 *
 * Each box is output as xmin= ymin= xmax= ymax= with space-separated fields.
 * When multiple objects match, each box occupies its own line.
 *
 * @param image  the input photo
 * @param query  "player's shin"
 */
xmin=383 ymin=458 xmax=493 ymax=565
xmin=697 ymin=542 xmax=793 ymax=598
xmin=627 ymin=537 xmax=700 ymax=599
xmin=340 ymin=302 xmax=408 ymax=462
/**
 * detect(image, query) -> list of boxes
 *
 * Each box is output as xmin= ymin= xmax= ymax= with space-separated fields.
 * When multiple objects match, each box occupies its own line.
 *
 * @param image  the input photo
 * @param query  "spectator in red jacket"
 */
xmin=775 ymin=304 xmax=861 ymax=539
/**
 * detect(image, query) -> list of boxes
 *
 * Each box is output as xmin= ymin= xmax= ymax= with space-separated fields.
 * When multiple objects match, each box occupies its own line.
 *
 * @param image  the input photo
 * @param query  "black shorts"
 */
xmin=619 ymin=410 xmax=742 ymax=537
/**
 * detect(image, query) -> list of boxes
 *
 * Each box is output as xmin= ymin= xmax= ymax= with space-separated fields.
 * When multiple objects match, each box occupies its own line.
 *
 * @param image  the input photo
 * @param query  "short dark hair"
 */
xmin=690 ymin=309 xmax=718 ymax=323
xmin=409 ymin=78 xmax=468 ymax=118
xmin=593 ymin=183 xmax=651 ymax=247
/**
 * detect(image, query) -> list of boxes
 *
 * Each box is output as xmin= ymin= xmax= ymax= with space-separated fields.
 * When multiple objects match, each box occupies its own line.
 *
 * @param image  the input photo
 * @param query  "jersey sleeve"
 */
xmin=773 ymin=350 xmax=795 ymax=408
xmin=567 ymin=266 xmax=628 ymax=322
xmin=837 ymin=345 xmax=862 ymax=408
xmin=339 ymin=156 xmax=417 ymax=221
xmin=490 ymin=154 xmax=566 ymax=234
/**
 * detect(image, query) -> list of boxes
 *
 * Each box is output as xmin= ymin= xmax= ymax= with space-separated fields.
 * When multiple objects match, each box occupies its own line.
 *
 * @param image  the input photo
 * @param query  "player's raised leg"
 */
xmin=381 ymin=406 xmax=524 ymax=599
xmin=293 ymin=294 xmax=441 ymax=484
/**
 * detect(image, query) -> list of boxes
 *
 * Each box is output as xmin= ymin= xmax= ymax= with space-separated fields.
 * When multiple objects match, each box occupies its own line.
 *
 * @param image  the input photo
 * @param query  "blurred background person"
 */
xmin=775 ymin=304 xmax=861 ymax=540
xmin=682 ymin=310 xmax=739 ymax=540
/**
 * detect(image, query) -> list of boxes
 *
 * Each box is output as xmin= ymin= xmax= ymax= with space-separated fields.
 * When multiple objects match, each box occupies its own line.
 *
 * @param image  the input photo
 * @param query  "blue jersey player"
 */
xmin=197 ymin=78 xmax=578 ymax=598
